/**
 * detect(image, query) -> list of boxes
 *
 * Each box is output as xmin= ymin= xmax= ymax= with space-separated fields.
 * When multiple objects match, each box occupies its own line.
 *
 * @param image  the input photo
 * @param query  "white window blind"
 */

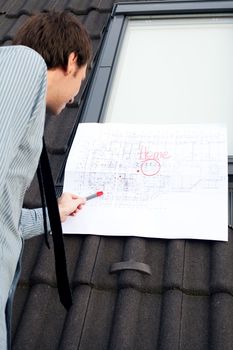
xmin=103 ymin=17 xmax=233 ymax=154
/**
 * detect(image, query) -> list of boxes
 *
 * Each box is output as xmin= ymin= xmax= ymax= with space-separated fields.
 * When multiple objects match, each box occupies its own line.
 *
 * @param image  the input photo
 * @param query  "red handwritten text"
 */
xmin=139 ymin=146 xmax=170 ymax=161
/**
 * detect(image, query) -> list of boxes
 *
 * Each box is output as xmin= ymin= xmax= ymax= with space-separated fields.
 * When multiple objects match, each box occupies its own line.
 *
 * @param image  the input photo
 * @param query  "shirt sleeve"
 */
xmin=19 ymin=208 xmax=51 ymax=240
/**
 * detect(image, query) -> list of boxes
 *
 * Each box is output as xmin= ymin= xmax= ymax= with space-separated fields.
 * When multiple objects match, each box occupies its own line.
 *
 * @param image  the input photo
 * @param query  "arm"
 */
xmin=20 ymin=192 xmax=86 ymax=239
xmin=20 ymin=207 xmax=49 ymax=240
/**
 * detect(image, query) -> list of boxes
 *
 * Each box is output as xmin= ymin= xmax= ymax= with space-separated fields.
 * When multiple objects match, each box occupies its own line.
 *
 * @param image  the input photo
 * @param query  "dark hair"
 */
xmin=13 ymin=11 xmax=92 ymax=69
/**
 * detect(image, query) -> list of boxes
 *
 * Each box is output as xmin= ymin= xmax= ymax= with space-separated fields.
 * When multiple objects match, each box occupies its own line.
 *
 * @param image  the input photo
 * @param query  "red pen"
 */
xmin=86 ymin=191 xmax=104 ymax=201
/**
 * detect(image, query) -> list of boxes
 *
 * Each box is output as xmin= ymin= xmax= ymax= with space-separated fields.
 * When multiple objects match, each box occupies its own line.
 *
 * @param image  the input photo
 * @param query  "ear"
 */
xmin=67 ymin=52 xmax=78 ymax=74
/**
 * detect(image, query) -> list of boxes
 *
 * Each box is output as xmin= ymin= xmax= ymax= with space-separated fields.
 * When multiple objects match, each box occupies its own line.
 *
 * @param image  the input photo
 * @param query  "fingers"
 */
xmin=70 ymin=195 xmax=86 ymax=215
xmin=64 ymin=192 xmax=86 ymax=205
xmin=70 ymin=206 xmax=83 ymax=217
xmin=58 ymin=192 xmax=86 ymax=222
xmin=69 ymin=198 xmax=86 ymax=217
xmin=70 ymin=193 xmax=79 ymax=200
xmin=76 ymin=196 xmax=86 ymax=205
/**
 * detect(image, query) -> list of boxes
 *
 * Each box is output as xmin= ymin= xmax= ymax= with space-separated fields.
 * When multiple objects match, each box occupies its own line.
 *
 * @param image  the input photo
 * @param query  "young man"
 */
xmin=0 ymin=11 xmax=92 ymax=349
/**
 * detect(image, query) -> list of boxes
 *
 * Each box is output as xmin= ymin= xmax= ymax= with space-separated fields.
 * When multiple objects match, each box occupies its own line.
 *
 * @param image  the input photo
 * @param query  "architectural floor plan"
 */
xmin=63 ymin=123 xmax=228 ymax=240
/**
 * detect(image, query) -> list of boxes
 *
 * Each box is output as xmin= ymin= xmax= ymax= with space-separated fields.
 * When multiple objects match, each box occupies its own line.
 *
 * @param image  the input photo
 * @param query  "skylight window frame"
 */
xmin=78 ymin=1 xmax=233 ymax=178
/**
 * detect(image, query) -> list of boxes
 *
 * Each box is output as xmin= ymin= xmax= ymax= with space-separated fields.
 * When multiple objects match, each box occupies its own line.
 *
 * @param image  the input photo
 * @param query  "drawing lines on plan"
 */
xmin=65 ymin=124 xmax=226 ymax=208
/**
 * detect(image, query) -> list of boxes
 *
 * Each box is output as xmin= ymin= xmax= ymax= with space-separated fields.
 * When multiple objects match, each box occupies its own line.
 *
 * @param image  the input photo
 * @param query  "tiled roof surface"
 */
xmin=1 ymin=1 xmax=233 ymax=349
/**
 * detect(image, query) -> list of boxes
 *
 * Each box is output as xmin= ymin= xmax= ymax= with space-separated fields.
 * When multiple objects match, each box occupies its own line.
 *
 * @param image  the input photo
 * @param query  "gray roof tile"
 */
xmin=183 ymin=240 xmax=211 ymax=293
xmin=210 ymin=232 xmax=233 ymax=293
xmin=180 ymin=294 xmax=209 ymax=350
xmin=66 ymin=0 xmax=115 ymax=14
xmin=58 ymin=285 xmax=95 ymax=350
xmin=12 ymin=284 xmax=66 ymax=350
xmin=210 ymin=292 xmax=233 ymax=350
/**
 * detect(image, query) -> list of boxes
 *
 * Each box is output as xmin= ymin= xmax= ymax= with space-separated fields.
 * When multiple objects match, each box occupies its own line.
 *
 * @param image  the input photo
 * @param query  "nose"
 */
xmin=68 ymin=97 xmax=74 ymax=104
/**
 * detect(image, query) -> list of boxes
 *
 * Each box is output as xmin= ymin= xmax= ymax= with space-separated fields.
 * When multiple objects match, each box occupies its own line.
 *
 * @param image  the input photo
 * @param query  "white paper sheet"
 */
xmin=62 ymin=123 xmax=228 ymax=241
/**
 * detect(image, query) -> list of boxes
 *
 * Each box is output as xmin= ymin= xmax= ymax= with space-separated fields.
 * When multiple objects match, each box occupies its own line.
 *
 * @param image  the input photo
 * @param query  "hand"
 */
xmin=58 ymin=192 xmax=86 ymax=223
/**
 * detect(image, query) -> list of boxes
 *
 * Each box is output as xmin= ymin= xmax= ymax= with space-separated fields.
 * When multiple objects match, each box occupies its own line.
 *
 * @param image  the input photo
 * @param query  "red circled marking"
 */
xmin=140 ymin=159 xmax=161 ymax=176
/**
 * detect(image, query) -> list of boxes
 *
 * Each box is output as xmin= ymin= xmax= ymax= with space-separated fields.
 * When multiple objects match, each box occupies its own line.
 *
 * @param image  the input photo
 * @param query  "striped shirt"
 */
xmin=0 ymin=45 xmax=48 ymax=349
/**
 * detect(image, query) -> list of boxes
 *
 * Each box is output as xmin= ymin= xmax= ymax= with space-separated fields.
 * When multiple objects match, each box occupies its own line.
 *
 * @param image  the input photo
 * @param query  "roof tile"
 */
xmin=183 ymin=240 xmax=211 ymax=293
xmin=158 ymin=290 xmax=183 ymax=350
xmin=210 ymin=292 xmax=233 ymax=350
xmin=83 ymin=10 xmax=109 ymax=39
xmin=12 ymin=284 xmax=66 ymax=349
xmin=180 ymin=295 xmax=209 ymax=350
xmin=66 ymin=0 xmax=114 ymax=14
xmin=3 ymin=14 xmax=29 ymax=41
xmin=109 ymin=288 xmax=151 ymax=350
xmin=210 ymin=230 xmax=233 ymax=293
xmin=162 ymin=239 xmax=185 ymax=289
xmin=74 ymin=288 xmax=117 ymax=350
xmin=58 ymin=285 xmax=95 ymax=350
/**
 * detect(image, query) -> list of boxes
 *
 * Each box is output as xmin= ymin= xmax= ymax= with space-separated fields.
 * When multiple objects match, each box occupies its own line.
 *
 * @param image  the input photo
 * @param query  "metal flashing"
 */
xmin=113 ymin=1 xmax=233 ymax=16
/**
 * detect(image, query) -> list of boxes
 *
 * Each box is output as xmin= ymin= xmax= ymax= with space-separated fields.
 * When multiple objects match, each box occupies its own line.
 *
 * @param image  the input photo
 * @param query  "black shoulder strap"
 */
xmin=37 ymin=138 xmax=72 ymax=310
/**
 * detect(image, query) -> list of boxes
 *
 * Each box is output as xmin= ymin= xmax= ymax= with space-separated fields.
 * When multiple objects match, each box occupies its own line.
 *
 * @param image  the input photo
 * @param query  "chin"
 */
xmin=46 ymin=105 xmax=62 ymax=116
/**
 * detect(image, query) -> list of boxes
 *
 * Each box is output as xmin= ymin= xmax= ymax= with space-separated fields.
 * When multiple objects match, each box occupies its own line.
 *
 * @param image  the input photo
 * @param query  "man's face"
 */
xmin=46 ymin=54 xmax=87 ymax=115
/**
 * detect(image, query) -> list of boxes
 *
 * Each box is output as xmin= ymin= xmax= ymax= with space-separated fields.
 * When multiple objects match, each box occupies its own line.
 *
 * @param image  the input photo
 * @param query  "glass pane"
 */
xmin=103 ymin=17 xmax=233 ymax=155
